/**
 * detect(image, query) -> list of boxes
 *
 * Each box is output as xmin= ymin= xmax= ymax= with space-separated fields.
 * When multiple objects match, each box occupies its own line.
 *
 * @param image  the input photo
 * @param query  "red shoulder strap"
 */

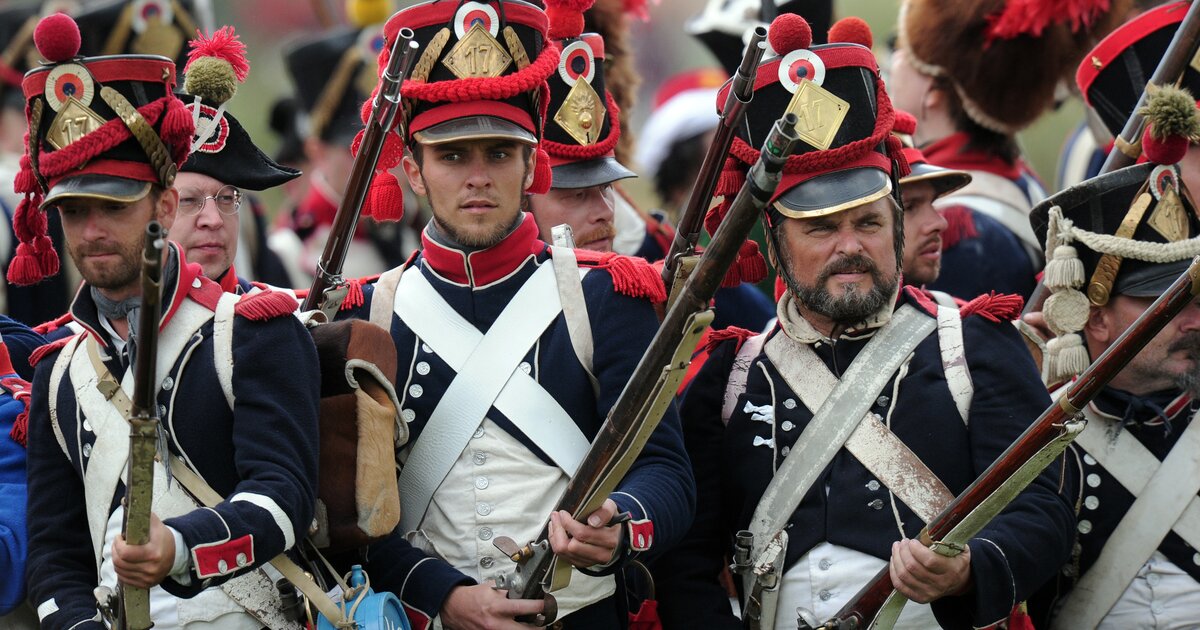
xmin=29 ymin=336 xmax=75 ymax=368
xmin=33 ymin=312 xmax=74 ymax=335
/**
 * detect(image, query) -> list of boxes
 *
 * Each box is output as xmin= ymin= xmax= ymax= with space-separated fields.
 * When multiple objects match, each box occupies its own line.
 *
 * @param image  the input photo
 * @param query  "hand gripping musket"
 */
xmin=804 ymin=255 xmax=1200 ymax=630
xmin=301 ymin=28 xmax=419 ymax=319
xmin=491 ymin=113 xmax=800 ymax=626
xmin=1022 ymin=0 xmax=1200 ymax=325
xmin=660 ymin=26 xmax=767 ymax=307
xmin=102 ymin=222 xmax=166 ymax=630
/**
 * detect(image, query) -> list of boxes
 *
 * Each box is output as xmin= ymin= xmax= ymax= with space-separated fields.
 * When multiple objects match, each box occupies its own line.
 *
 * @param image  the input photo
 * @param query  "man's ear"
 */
xmin=1084 ymin=304 xmax=1112 ymax=345
xmin=523 ymin=149 xmax=536 ymax=191
xmin=157 ymin=186 xmax=179 ymax=231
xmin=402 ymin=153 xmax=425 ymax=195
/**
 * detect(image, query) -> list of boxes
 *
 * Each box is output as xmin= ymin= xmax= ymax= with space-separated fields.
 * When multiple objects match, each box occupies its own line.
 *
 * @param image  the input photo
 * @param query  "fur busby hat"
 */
xmin=352 ymin=0 xmax=559 ymax=223
xmin=706 ymin=15 xmax=907 ymax=285
xmin=284 ymin=24 xmax=386 ymax=147
xmin=1030 ymin=85 xmax=1200 ymax=383
xmin=9 ymin=12 xmax=193 ymax=286
xmin=73 ymin=0 xmax=201 ymax=73
xmin=898 ymin=0 xmax=1127 ymax=134
xmin=542 ymin=0 xmax=634 ymax=188
xmin=179 ymin=27 xmax=299 ymax=191
xmin=0 ymin=4 xmax=40 ymax=110
xmin=893 ymin=110 xmax=971 ymax=198
xmin=1077 ymin=1 xmax=1196 ymax=139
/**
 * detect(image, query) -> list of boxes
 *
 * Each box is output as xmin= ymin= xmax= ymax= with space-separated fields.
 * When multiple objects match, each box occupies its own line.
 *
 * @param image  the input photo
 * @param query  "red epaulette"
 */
xmin=703 ymin=326 xmax=757 ymax=355
xmin=903 ymin=285 xmax=941 ymax=317
xmin=960 ymin=291 xmax=1025 ymax=323
xmin=292 ymin=274 xmax=380 ymax=312
xmin=572 ymin=249 xmax=667 ymax=303
xmin=29 ymin=336 xmax=75 ymax=367
xmin=940 ymin=205 xmax=978 ymax=250
xmin=234 ymin=290 xmax=301 ymax=321
xmin=33 ymin=312 xmax=74 ymax=335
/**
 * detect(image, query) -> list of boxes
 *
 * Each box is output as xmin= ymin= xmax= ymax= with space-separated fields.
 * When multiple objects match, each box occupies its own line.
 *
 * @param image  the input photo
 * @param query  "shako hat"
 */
xmin=541 ymin=0 xmax=634 ymax=189
xmin=687 ymin=0 xmax=832 ymax=76
xmin=283 ymin=23 xmax=386 ymax=146
xmin=351 ymin=0 xmax=560 ymax=223
xmin=179 ymin=26 xmax=299 ymax=191
xmin=706 ymin=15 xmax=907 ymax=285
xmin=0 ymin=3 xmax=40 ymax=110
xmin=1030 ymin=84 xmax=1200 ymax=383
xmin=898 ymin=0 xmax=1126 ymax=134
xmin=1077 ymin=1 xmax=1196 ymax=139
xmin=9 ymin=11 xmax=193 ymax=285
xmin=73 ymin=0 xmax=201 ymax=74
xmin=893 ymin=109 xmax=971 ymax=199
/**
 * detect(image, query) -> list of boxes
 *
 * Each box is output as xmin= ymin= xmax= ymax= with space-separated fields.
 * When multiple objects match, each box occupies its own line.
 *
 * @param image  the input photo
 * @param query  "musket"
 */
xmin=809 ymin=256 xmax=1200 ymax=630
xmin=115 ymin=221 xmax=167 ymax=630
xmin=660 ymin=25 xmax=767 ymax=307
xmin=492 ymin=112 xmax=801 ymax=626
xmin=301 ymin=28 xmax=419 ymax=318
xmin=1023 ymin=0 xmax=1200 ymax=320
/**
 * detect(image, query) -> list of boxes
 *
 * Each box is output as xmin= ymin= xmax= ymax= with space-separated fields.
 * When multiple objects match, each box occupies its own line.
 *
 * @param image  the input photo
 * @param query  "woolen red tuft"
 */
xmin=702 ymin=326 xmax=757 ymax=355
xmin=768 ymin=13 xmax=812 ymax=54
xmin=186 ymin=26 xmax=250 ymax=82
xmin=34 ymin=13 xmax=80 ymax=63
xmin=529 ymin=148 xmax=554 ymax=194
xmin=960 ymin=291 xmax=1025 ymax=322
xmin=1142 ymin=123 xmax=1189 ymax=165
xmin=365 ymin=171 xmax=405 ymax=222
xmin=893 ymin=109 xmax=917 ymax=135
xmin=545 ymin=0 xmax=594 ymax=39
xmin=828 ymin=16 xmax=873 ymax=49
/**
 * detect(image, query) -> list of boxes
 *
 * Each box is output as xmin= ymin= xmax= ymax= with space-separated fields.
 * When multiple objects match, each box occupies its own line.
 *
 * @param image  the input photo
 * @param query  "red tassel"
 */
xmin=10 ymin=410 xmax=28 ymax=448
xmin=233 ymin=290 xmax=301 ymax=320
xmin=33 ymin=234 xmax=59 ymax=277
xmin=161 ymin=97 xmax=194 ymax=166
xmin=529 ymin=148 xmax=553 ymax=194
xmin=7 ymin=242 xmax=45 ymax=286
xmin=940 ymin=205 xmax=977 ymax=250
xmin=960 ymin=291 xmax=1025 ymax=322
xmin=734 ymin=239 xmax=768 ymax=284
xmin=13 ymin=168 xmax=37 ymax=195
xmin=886 ymin=135 xmax=911 ymax=177
xmin=341 ymin=277 xmax=365 ymax=312
xmin=702 ymin=326 xmax=756 ymax=354
xmin=365 ymin=171 xmax=405 ymax=222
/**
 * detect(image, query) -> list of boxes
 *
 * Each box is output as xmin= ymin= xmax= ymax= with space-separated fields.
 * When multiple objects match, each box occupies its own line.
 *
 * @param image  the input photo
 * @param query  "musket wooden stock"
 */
xmin=301 ymin=29 xmax=418 ymax=315
xmin=498 ymin=113 xmax=801 ymax=624
xmin=825 ymin=256 xmax=1200 ymax=630
xmin=1024 ymin=1 xmax=1200 ymax=319
xmin=660 ymin=27 xmax=767 ymax=299
xmin=117 ymin=221 xmax=165 ymax=630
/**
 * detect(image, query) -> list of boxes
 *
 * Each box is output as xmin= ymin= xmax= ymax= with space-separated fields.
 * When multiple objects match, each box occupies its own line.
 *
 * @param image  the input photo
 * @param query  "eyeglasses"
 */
xmin=178 ymin=185 xmax=241 ymax=216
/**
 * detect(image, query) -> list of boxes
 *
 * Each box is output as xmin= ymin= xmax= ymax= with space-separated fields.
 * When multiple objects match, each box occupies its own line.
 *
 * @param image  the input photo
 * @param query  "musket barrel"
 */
xmin=827 ymin=256 xmax=1200 ymax=628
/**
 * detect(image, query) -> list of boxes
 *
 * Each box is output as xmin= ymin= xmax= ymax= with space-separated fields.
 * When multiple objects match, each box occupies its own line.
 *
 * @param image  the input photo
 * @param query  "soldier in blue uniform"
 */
xmin=653 ymin=14 xmax=1075 ymax=629
xmin=0 ymin=326 xmax=42 ymax=627
xmin=1028 ymin=160 xmax=1200 ymax=625
xmin=333 ymin=2 xmax=694 ymax=628
xmin=15 ymin=13 xmax=320 ymax=629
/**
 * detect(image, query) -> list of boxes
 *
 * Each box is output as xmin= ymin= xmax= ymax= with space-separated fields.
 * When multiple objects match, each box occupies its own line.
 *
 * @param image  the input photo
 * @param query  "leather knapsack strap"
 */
xmin=1052 ymin=407 xmax=1200 ymax=629
xmin=745 ymin=306 xmax=936 ymax=598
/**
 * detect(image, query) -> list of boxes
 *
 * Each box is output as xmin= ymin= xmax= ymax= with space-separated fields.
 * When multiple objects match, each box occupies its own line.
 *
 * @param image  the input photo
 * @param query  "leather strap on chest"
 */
xmin=392 ymin=263 xmax=590 ymax=533
xmin=1053 ymin=407 xmax=1200 ymax=629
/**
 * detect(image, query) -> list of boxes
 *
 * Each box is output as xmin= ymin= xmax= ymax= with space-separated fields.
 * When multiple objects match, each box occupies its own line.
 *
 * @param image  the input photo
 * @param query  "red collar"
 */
xmin=217 ymin=264 xmax=240 ymax=293
xmin=921 ymin=132 xmax=1022 ymax=180
xmin=420 ymin=213 xmax=546 ymax=286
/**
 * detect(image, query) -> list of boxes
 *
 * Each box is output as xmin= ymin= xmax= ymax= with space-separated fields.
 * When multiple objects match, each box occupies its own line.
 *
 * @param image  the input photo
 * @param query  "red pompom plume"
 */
xmin=828 ymin=16 xmax=873 ymax=48
xmin=545 ymin=0 xmax=594 ymax=40
xmin=893 ymin=110 xmax=917 ymax=135
xmin=768 ymin=13 xmax=812 ymax=54
xmin=986 ymin=0 xmax=1110 ymax=44
xmin=186 ymin=26 xmax=249 ymax=82
xmin=34 ymin=13 xmax=80 ymax=63
xmin=1143 ymin=123 xmax=1189 ymax=165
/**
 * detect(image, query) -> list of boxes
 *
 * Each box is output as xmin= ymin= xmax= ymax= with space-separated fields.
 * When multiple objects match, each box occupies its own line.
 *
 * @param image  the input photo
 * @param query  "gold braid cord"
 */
xmin=504 ymin=27 xmax=529 ymax=69
xmin=100 ymin=87 xmax=177 ymax=187
xmin=405 ymin=27 xmax=451 ymax=125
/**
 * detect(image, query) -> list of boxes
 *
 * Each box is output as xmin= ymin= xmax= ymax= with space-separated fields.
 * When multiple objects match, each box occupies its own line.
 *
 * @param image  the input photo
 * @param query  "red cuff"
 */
xmin=627 ymin=519 xmax=654 ymax=552
xmin=192 ymin=534 xmax=254 ymax=579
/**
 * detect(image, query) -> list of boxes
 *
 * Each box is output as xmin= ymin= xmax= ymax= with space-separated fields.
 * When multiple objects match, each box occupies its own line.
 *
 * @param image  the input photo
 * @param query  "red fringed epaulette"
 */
xmin=960 ymin=291 xmax=1025 ymax=323
xmin=293 ymin=274 xmax=380 ymax=312
xmin=33 ymin=312 xmax=74 ymax=335
xmin=572 ymin=249 xmax=667 ymax=303
xmin=903 ymin=285 xmax=941 ymax=318
xmin=1 ymin=376 xmax=31 ymax=448
xmin=703 ymin=326 xmax=757 ymax=355
xmin=939 ymin=205 xmax=978 ymax=251
xmin=234 ymin=290 xmax=301 ymax=321
xmin=29 ymin=336 xmax=75 ymax=367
